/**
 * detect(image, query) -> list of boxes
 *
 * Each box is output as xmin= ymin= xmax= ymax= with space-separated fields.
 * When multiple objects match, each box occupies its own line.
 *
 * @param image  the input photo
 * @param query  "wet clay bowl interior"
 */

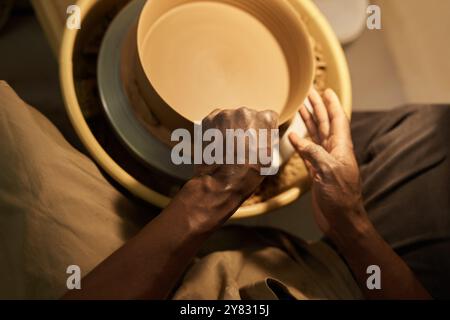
xmin=60 ymin=0 xmax=352 ymax=218
xmin=135 ymin=0 xmax=315 ymax=132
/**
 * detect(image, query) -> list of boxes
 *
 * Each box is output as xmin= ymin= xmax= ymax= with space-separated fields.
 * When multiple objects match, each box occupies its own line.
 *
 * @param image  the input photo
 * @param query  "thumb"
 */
xmin=289 ymin=133 xmax=331 ymax=174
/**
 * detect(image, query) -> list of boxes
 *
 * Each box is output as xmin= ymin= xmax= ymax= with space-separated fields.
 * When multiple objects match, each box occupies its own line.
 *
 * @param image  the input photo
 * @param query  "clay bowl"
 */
xmin=135 ymin=0 xmax=315 ymax=133
xmin=60 ymin=0 xmax=352 ymax=218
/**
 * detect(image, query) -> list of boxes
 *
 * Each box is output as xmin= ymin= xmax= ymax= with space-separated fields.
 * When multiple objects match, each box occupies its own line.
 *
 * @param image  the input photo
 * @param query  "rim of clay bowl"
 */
xmin=60 ymin=0 xmax=351 ymax=219
xmin=135 ymin=0 xmax=316 ymax=132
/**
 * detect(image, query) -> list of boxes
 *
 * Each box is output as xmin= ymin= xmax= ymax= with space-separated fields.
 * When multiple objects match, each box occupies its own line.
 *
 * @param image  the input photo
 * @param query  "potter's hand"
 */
xmin=196 ymin=107 xmax=279 ymax=203
xmin=289 ymin=89 xmax=368 ymax=242
xmin=289 ymin=89 xmax=430 ymax=299
xmin=63 ymin=108 xmax=277 ymax=300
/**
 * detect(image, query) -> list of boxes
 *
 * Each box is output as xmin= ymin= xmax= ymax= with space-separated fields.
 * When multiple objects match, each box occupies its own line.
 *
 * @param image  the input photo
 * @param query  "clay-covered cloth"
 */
xmin=0 ymin=81 xmax=362 ymax=299
xmin=173 ymin=226 xmax=362 ymax=299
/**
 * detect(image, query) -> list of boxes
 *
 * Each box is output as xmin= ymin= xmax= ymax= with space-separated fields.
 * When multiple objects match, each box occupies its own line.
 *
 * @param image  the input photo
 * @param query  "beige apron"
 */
xmin=0 ymin=82 xmax=362 ymax=300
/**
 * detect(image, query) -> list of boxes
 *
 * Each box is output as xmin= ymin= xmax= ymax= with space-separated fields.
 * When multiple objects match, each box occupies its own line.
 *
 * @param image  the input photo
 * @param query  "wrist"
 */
xmin=170 ymin=175 xmax=245 ymax=234
xmin=327 ymin=204 xmax=378 ymax=254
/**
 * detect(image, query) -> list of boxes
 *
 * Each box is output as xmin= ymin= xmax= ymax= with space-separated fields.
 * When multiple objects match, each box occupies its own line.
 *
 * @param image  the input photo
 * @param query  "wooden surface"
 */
xmin=30 ymin=0 xmax=73 ymax=55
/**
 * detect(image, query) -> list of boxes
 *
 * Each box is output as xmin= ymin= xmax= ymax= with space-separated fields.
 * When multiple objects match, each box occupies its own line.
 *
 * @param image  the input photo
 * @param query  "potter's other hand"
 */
xmin=197 ymin=107 xmax=278 ymax=201
xmin=289 ymin=89 xmax=370 ymax=244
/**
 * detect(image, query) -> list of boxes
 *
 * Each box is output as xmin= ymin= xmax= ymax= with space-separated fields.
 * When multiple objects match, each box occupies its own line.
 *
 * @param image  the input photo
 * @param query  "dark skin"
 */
xmin=289 ymin=88 xmax=431 ymax=299
xmin=64 ymin=91 xmax=430 ymax=300
xmin=63 ymin=108 xmax=277 ymax=299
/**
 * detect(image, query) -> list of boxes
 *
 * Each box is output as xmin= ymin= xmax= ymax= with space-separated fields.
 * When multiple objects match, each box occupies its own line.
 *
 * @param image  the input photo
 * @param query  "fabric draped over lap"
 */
xmin=0 ymin=81 xmax=363 ymax=299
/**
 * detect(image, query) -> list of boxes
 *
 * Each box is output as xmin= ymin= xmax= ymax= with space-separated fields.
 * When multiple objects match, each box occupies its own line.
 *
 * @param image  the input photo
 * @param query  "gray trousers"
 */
xmin=351 ymin=105 xmax=450 ymax=299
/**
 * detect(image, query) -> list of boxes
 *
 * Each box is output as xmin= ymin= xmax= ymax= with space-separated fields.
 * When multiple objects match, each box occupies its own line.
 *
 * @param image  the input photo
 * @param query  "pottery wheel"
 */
xmin=64 ymin=0 xmax=351 ymax=217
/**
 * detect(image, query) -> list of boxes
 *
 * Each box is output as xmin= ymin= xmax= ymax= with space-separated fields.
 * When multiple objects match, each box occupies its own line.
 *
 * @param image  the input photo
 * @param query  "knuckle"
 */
xmin=236 ymin=107 xmax=253 ymax=120
xmin=238 ymin=106 xmax=251 ymax=113
xmin=206 ymin=108 xmax=221 ymax=120
xmin=209 ymin=108 xmax=221 ymax=116
xmin=260 ymin=110 xmax=278 ymax=125
xmin=215 ymin=110 xmax=231 ymax=121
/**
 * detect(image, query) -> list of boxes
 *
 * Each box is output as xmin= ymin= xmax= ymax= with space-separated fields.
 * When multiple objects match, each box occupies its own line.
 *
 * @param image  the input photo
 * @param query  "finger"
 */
xmin=260 ymin=109 xmax=279 ymax=129
xmin=299 ymin=103 xmax=320 ymax=144
xmin=236 ymin=106 xmax=254 ymax=120
xmin=323 ymin=89 xmax=352 ymax=145
xmin=289 ymin=132 xmax=331 ymax=174
xmin=213 ymin=109 xmax=233 ymax=128
xmin=309 ymin=88 xmax=330 ymax=142
xmin=304 ymin=159 xmax=317 ymax=177
xmin=207 ymin=108 xmax=222 ymax=120
xmin=234 ymin=107 xmax=254 ymax=129
xmin=202 ymin=108 xmax=223 ymax=128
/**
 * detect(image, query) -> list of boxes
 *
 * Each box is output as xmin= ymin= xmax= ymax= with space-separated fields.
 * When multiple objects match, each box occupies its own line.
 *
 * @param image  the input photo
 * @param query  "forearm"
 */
xmin=63 ymin=176 xmax=243 ymax=300
xmin=331 ymin=207 xmax=431 ymax=300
